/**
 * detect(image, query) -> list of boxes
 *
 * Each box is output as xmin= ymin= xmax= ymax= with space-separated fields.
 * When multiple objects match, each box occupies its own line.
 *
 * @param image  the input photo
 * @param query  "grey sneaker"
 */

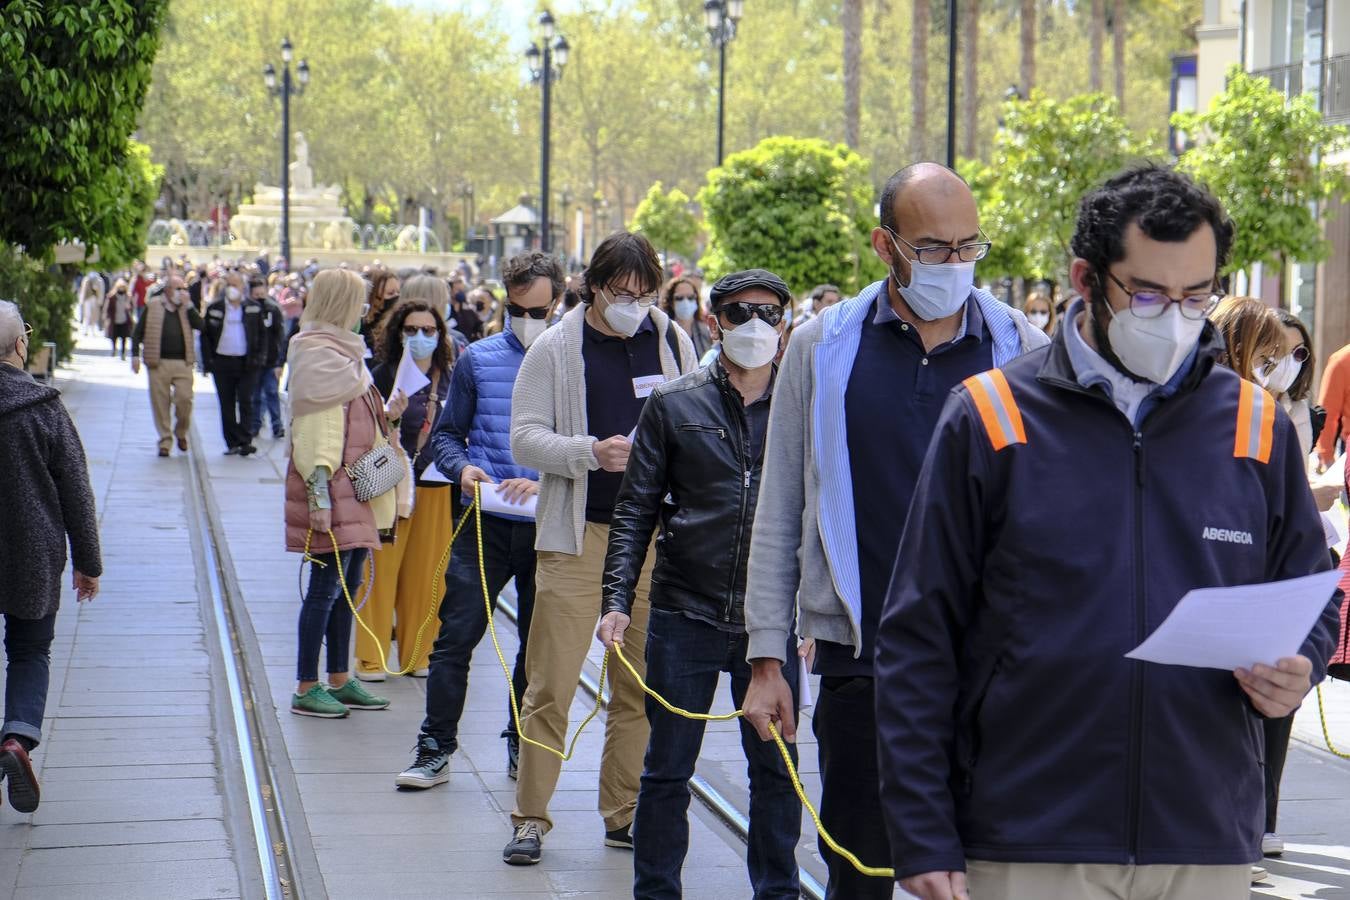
xmin=1251 ymin=865 xmax=1269 ymax=884
xmin=395 ymin=736 xmax=451 ymax=790
xmin=1262 ymin=832 xmax=1284 ymax=857
xmin=503 ymin=820 xmax=544 ymax=865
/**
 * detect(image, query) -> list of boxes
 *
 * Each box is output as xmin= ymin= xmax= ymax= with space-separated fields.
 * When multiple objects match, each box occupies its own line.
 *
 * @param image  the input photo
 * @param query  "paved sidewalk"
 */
xmin=0 ymin=339 xmax=254 ymax=899
xmin=190 ymin=372 xmax=758 ymax=897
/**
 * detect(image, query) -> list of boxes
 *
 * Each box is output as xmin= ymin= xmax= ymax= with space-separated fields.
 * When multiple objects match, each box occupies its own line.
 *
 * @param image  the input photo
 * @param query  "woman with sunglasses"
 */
xmin=358 ymin=278 xmax=456 ymax=681
xmin=661 ymin=276 xmax=712 ymax=361
xmin=1264 ymin=309 xmax=1317 ymax=460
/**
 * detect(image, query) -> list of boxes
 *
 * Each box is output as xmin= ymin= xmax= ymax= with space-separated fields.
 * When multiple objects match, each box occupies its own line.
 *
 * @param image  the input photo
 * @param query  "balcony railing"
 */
xmin=1252 ymin=53 xmax=1350 ymax=124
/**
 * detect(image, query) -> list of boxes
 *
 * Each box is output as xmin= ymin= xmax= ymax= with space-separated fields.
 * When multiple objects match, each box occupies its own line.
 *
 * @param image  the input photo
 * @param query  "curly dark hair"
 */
xmin=502 ymin=251 xmax=566 ymax=300
xmin=1071 ymin=165 xmax=1235 ymax=302
xmin=578 ymin=231 xmax=662 ymax=304
xmin=374 ymin=297 xmax=452 ymax=373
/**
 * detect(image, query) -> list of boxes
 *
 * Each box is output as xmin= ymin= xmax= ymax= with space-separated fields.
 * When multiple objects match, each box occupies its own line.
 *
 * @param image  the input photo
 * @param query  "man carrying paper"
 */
xmin=876 ymin=166 xmax=1342 ymax=900
xmin=394 ymin=252 xmax=560 ymax=791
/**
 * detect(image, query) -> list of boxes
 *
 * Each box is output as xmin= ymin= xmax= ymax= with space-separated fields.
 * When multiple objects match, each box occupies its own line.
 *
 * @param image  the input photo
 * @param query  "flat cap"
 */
xmin=709 ymin=268 xmax=792 ymax=307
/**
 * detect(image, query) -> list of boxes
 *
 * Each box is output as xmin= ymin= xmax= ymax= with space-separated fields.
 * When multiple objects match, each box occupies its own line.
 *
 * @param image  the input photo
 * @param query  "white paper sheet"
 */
xmin=393 ymin=342 xmax=431 ymax=400
xmin=421 ymin=463 xmax=451 ymax=484
xmin=798 ymin=655 xmax=814 ymax=710
xmin=1125 ymin=570 xmax=1342 ymax=671
xmin=1322 ymin=510 xmax=1346 ymax=552
xmin=479 ymin=482 xmax=537 ymax=520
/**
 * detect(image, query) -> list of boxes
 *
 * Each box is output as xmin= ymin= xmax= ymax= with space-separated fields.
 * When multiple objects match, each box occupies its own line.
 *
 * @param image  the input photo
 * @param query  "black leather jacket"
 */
xmin=602 ymin=362 xmax=772 ymax=627
xmin=201 ymin=297 xmax=270 ymax=371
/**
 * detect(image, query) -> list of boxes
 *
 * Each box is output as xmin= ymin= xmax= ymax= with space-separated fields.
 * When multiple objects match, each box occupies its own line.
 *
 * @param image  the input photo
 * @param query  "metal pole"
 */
xmin=281 ymin=65 xmax=291 ymax=268
xmin=717 ymin=37 xmax=727 ymax=166
xmin=540 ymin=48 xmax=552 ymax=254
xmin=946 ymin=0 xmax=957 ymax=168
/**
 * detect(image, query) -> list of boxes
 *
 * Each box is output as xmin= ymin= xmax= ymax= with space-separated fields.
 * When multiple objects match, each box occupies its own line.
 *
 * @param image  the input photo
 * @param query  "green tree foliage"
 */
xmin=967 ymin=91 xmax=1151 ymax=280
xmin=1174 ymin=68 xmax=1350 ymax=294
xmin=698 ymin=137 xmax=883 ymax=294
xmin=0 ymin=0 xmax=169 ymax=259
xmin=0 ymin=247 xmax=77 ymax=362
xmin=630 ymin=182 xmax=699 ymax=260
xmin=85 ymin=141 xmax=164 ymax=270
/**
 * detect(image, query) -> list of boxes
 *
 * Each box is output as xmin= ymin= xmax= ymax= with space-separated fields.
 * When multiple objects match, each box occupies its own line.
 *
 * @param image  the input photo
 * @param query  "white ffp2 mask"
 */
xmin=720 ymin=317 xmax=780 ymax=369
xmin=1105 ymin=304 xmax=1205 ymax=385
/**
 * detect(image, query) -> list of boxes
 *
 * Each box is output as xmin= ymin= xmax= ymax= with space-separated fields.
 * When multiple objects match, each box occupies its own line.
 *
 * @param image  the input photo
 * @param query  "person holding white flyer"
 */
xmin=395 ymin=252 xmax=561 ymax=791
xmin=875 ymin=166 xmax=1342 ymax=900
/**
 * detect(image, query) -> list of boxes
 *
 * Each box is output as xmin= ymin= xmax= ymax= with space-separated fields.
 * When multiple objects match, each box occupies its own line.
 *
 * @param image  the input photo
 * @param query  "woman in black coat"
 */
xmin=0 ymin=302 xmax=101 ymax=813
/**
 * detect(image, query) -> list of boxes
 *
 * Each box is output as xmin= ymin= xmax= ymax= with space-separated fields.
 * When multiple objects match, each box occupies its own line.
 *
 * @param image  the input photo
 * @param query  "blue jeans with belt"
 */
xmin=632 ymin=607 xmax=801 ymax=899
xmin=3 ymin=612 xmax=58 ymax=749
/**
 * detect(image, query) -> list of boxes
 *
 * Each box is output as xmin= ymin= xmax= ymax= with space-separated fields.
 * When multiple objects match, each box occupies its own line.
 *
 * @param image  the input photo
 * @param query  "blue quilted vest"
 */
xmin=464 ymin=328 xmax=538 ymax=491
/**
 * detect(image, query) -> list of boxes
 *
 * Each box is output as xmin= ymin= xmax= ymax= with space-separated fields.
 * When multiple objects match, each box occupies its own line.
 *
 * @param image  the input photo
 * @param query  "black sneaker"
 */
xmin=503 ymin=820 xmax=543 ymax=865
xmin=604 ymin=824 xmax=634 ymax=850
xmin=239 ymin=444 xmax=258 ymax=457
xmin=503 ymin=731 xmax=520 ymax=781
xmin=224 ymin=446 xmax=240 ymax=456
xmin=273 ymin=427 xmax=286 ymax=439
xmin=395 ymin=735 xmax=451 ymax=790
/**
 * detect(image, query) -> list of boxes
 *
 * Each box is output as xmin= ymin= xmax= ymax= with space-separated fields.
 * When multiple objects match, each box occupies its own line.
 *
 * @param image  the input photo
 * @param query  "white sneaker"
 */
xmin=1262 ymin=832 xmax=1284 ymax=857
xmin=1251 ymin=865 xmax=1268 ymax=884
xmin=354 ymin=669 xmax=387 ymax=683
xmin=410 ymin=668 xmax=429 ymax=678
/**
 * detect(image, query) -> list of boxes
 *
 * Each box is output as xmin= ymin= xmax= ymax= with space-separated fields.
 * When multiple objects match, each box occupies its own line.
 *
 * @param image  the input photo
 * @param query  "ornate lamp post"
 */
xmin=263 ymin=37 xmax=309 ymax=268
xmin=526 ymin=12 xmax=569 ymax=253
xmin=704 ymin=0 xmax=744 ymax=167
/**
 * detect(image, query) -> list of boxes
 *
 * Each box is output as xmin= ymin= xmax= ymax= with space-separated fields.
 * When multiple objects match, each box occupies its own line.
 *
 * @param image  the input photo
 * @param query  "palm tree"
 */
xmin=1019 ymin=0 xmax=1036 ymax=92
xmin=912 ymin=0 xmax=931 ymax=160
xmin=1112 ymin=0 xmax=1127 ymax=112
xmin=844 ymin=0 xmax=863 ymax=148
xmin=961 ymin=0 xmax=980 ymax=159
xmin=1090 ymin=0 xmax=1106 ymax=92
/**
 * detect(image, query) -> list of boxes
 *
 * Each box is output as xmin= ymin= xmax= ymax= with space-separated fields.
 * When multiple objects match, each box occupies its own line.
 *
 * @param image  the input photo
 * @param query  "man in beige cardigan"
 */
xmin=504 ymin=232 xmax=697 ymax=866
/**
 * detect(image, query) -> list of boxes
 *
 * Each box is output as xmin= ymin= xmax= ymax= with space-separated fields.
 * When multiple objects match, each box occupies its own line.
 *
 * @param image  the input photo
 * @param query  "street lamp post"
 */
xmin=946 ymin=0 xmax=958 ymax=168
xmin=263 ymin=38 xmax=309 ymax=269
xmin=526 ymin=12 xmax=569 ymax=254
xmin=704 ymin=0 xmax=744 ymax=167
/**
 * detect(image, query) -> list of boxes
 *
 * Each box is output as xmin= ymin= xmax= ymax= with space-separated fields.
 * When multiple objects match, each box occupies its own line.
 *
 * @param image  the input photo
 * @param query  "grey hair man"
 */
xmin=0 ymin=300 xmax=102 ymax=814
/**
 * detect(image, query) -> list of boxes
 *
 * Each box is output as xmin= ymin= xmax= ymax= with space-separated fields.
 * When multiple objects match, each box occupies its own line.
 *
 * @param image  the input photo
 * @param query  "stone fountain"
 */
xmin=229 ymin=132 xmax=357 ymax=250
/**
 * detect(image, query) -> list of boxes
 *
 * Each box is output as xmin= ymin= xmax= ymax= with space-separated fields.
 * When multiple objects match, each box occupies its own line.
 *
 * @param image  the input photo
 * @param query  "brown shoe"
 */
xmin=177 ymin=437 xmax=189 ymax=451
xmin=158 ymin=447 xmax=170 ymax=458
xmin=0 ymin=738 xmax=39 ymax=813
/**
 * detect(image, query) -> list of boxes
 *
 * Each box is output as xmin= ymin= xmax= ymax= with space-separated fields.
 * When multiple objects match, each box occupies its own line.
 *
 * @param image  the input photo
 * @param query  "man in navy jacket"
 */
xmin=877 ymin=166 xmax=1341 ymax=900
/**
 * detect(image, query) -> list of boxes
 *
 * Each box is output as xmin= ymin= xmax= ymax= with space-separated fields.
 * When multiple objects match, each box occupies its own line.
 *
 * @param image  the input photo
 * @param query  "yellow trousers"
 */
xmin=355 ymin=485 xmax=453 ymax=673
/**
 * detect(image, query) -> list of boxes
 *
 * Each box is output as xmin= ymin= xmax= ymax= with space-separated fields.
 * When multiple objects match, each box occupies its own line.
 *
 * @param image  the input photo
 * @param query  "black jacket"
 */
xmin=259 ymin=297 xmax=286 ymax=368
xmin=603 ymin=362 xmax=772 ymax=626
xmin=0 ymin=364 xmax=101 ymax=619
xmin=201 ymin=297 xmax=269 ymax=371
xmin=876 ymin=323 xmax=1341 ymax=877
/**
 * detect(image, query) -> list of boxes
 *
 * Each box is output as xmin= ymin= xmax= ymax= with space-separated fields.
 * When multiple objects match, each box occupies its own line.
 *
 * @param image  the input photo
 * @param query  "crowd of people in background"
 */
xmin=37 ymin=160 xmax=1350 ymax=900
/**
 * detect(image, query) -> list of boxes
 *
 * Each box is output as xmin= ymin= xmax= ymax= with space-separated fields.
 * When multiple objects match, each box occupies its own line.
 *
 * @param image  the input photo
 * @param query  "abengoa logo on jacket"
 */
xmin=1202 ymin=526 xmax=1254 ymax=545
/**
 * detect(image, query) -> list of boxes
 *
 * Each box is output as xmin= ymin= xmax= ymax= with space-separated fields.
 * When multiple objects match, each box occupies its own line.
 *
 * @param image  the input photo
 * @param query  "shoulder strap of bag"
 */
xmin=664 ymin=322 xmax=684 ymax=376
xmin=413 ymin=368 xmax=442 ymax=456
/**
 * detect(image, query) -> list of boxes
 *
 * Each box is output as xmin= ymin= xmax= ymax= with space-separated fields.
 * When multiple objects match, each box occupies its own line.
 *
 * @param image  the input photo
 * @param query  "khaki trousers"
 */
xmin=965 ymin=861 xmax=1251 ymax=900
xmin=148 ymin=359 xmax=194 ymax=451
xmin=512 ymin=522 xmax=654 ymax=833
xmin=355 ymin=486 xmax=453 ymax=673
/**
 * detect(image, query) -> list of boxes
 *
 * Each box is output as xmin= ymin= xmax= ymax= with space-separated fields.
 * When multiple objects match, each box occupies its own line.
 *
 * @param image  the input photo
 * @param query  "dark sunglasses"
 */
xmin=717 ymin=301 xmax=785 ymax=327
xmin=402 ymin=325 xmax=438 ymax=338
xmin=1291 ymin=345 xmax=1310 ymax=364
xmin=507 ymin=302 xmax=550 ymax=320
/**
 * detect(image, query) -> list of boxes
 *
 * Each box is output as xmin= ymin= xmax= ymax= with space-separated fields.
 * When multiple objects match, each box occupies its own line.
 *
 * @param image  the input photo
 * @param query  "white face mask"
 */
xmin=1256 ymin=353 xmax=1301 ymax=396
xmin=1027 ymin=311 xmax=1051 ymax=330
xmin=601 ymin=293 xmax=649 ymax=337
xmin=673 ymin=298 xmax=699 ymax=321
xmin=889 ymin=235 xmax=975 ymax=321
xmin=720 ymin=316 xmax=781 ymax=370
xmin=1105 ymin=303 xmax=1205 ymax=385
xmin=226 ymin=286 xmax=242 ymax=302
xmin=514 ymin=315 xmax=548 ymax=349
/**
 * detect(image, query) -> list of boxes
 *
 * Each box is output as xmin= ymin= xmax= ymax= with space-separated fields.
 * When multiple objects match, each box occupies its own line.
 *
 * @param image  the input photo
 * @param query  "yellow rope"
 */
xmin=1316 ymin=683 xmax=1350 ymax=760
xmin=317 ymin=482 xmax=895 ymax=879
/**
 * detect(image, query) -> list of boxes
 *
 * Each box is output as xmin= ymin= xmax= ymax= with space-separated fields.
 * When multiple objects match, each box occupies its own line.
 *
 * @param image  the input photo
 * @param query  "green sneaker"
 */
xmin=291 ymin=685 xmax=349 ymax=718
xmin=329 ymin=679 xmax=390 ymax=710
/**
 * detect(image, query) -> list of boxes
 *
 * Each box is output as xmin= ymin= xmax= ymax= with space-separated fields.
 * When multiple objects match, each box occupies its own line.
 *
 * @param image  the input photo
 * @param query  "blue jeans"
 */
xmin=297 ymin=548 xmax=368 ymax=682
xmin=3 ymin=612 xmax=57 ymax=749
xmin=251 ymin=368 xmax=282 ymax=435
xmin=420 ymin=510 xmax=536 ymax=751
xmin=632 ymin=607 xmax=801 ymax=900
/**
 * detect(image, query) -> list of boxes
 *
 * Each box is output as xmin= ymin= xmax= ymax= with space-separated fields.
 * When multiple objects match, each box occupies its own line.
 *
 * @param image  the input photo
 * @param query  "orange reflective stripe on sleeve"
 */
xmin=1234 ymin=379 xmax=1275 ymax=464
xmin=962 ymin=369 xmax=1027 ymax=452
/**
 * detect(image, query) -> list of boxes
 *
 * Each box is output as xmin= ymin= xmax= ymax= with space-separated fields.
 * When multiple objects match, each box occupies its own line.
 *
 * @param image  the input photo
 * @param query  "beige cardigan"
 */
xmin=510 ymin=303 xmax=697 ymax=555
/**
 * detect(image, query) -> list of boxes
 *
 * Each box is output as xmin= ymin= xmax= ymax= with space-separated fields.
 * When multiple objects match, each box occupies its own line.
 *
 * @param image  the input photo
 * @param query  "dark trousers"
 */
xmin=297 ymin=548 xmax=368 ymax=682
xmin=813 ymin=675 xmax=893 ymax=900
xmin=211 ymin=356 xmax=258 ymax=449
xmin=2 ymin=613 xmax=57 ymax=750
xmin=1264 ymin=713 xmax=1294 ymax=833
xmin=250 ymin=368 xmax=282 ymax=436
xmin=633 ymin=608 xmax=801 ymax=900
xmin=420 ymin=510 xmax=537 ymax=751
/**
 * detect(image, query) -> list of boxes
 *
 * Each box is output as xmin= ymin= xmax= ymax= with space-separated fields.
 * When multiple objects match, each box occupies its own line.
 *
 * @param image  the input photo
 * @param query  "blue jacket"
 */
xmin=811 ymin=280 xmax=1042 ymax=645
xmin=430 ymin=327 xmax=538 ymax=523
xmin=876 ymin=323 xmax=1341 ymax=877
